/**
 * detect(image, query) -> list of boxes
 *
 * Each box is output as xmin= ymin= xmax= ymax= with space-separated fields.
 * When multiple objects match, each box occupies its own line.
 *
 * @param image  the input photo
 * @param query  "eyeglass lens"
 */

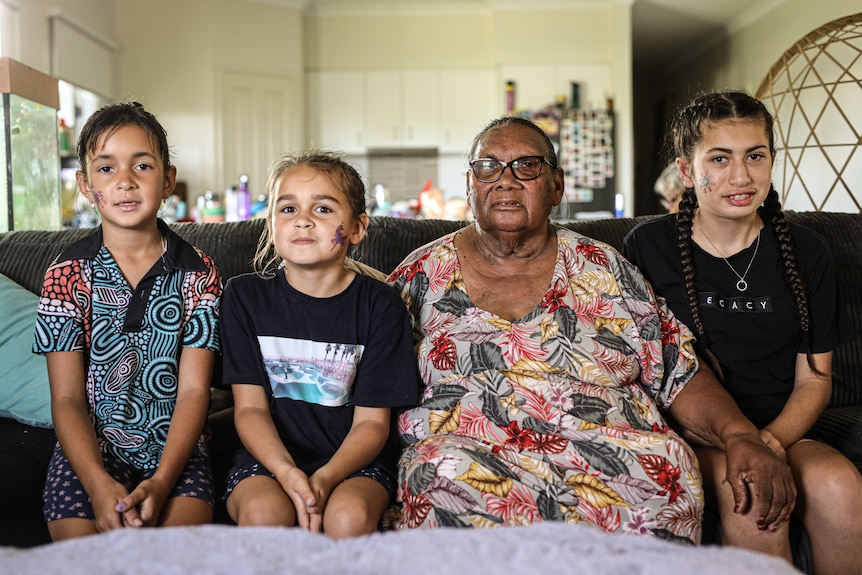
xmin=470 ymin=156 xmax=547 ymax=183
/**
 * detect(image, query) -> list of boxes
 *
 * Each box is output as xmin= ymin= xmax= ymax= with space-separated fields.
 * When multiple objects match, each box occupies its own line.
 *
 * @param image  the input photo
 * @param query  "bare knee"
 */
xmin=323 ymin=478 xmax=388 ymax=539
xmin=227 ymin=477 xmax=295 ymax=527
xmin=323 ymin=499 xmax=380 ymax=539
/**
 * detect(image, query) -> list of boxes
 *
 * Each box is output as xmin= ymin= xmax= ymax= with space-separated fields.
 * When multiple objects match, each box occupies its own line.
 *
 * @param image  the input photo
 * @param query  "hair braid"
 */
xmin=676 ymin=187 xmax=724 ymax=378
xmin=760 ymin=186 xmax=825 ymax=375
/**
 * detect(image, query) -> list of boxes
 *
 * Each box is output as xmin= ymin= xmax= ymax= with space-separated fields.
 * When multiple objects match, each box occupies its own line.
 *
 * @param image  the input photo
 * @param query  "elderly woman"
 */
xmin=386 ymin=117 xmax=794 ymax=543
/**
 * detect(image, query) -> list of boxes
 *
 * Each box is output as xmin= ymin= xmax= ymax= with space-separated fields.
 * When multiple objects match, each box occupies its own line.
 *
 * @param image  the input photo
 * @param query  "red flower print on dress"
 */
xmin=637 ymin=453 xmax=683 ymax=504
xmin=540 ymin=283 xmax=568 ymax=313
xmin=492 ymin=420 xmax=536 ymax=454
xmin=660 ymin=316 xmax=680 ymax=347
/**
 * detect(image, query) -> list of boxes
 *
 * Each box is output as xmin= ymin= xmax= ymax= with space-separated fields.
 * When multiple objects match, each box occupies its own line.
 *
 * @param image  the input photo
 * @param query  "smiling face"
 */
xmin=467 ymin=123 xmax=563 ymax=236
xmin=677 ymin=119 xmax=774 ymax=224
xmin=77 ymin=124 xmax=175 ymax=232
xmin=271 ymin=165 xmax=367 ymax=272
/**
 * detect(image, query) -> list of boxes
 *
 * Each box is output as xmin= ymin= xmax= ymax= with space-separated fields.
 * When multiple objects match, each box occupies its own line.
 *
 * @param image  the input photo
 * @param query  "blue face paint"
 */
xmin=700 ymin=173 xmax=714 ymax=193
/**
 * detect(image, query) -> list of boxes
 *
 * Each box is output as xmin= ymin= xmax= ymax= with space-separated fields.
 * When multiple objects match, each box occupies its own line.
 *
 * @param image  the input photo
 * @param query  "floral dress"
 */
xmin=387 ymin=227 xmax=704 ymax=543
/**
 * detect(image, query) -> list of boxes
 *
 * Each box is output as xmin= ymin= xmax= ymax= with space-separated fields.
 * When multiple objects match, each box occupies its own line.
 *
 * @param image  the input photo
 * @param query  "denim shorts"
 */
xmin=43 ymin=443 xmax=214 ymax=522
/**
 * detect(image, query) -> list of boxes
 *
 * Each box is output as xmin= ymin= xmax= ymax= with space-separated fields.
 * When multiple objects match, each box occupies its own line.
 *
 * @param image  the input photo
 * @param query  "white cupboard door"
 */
xmin=403 ymin=70 xmax=439 ymax=148
xmin=439 ymin=69 xmax=499 ymax=154
xmin=307 ymin=71 xmax=365 ymax=154
xmin=365 ymin=71 xmax=401 ymax=147
xmin=221 ymin=71 xmax=298 ymax=201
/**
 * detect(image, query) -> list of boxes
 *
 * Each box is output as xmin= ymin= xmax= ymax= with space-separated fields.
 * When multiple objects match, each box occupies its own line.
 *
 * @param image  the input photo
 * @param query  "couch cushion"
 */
xmin=0 ymin=273 xmax=52 ymax=427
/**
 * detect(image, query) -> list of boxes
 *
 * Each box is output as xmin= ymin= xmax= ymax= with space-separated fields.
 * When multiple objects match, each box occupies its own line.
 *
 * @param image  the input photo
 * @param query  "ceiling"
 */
xmin=631 ymin=0 xmax=785 ymax=69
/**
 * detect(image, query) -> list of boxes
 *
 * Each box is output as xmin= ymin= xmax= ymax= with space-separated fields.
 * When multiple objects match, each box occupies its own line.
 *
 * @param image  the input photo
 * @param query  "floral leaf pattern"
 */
xmin=389 ymin=228 xmax=703 ymax=543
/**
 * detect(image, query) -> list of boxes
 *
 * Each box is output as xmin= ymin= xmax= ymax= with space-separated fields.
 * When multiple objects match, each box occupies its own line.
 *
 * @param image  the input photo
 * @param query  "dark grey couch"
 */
xmin=2 ymin=214 xmax=859 ymax=572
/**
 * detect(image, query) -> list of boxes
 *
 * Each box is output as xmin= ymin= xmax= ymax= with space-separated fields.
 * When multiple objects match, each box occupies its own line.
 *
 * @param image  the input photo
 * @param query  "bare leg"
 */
xmin=47 ymin=518 xmax=99 ymax=542
xmin=695 ymin=445 xmax=793 ymax=562
xmin=158 ymin=495 xmax=213 ymax=527
xmin=322 ymin=477 xmax=389 ymax=539
xmin=787 ymin=440 xmax=862 ymax=575
xmin=226 ymin=475 xmax=297 ymax=527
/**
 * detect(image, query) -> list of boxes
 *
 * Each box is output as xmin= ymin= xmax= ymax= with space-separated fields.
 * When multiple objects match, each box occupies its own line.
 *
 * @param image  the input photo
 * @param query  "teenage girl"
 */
xmin=624 ymin=91 xmax=862 ymax=573
xmin=35 ymin=101 xmax=221 ymax=541
xmin=220 ymin=151 xmax=419 ymax=539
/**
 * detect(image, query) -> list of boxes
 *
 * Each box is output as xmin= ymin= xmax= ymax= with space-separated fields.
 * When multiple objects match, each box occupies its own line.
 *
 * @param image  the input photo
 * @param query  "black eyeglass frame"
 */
xmin=468 ymin=155 xmax=556 ymax=183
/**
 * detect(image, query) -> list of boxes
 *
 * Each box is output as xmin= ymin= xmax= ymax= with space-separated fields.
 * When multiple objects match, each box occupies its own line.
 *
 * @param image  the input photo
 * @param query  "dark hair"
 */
xmin=671 ymin=91 xmax=820 ymax=378
xmin=468 ymin=116 xmax=559 ymax=168
xmin=76 ymin=101 xmax=171 ymax=174
xmin=254 ymin=150 xmax=368 ymax=273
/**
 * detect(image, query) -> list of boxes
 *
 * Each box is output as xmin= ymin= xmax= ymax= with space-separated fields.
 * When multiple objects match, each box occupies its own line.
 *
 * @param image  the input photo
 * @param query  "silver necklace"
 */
xmin=696 ymin=220 xmax=761 ymax=292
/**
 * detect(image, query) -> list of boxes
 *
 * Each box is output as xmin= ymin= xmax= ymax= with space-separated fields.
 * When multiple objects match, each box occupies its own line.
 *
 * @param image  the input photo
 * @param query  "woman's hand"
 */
xmin=722 ymin=432 xmax=796 ymax=531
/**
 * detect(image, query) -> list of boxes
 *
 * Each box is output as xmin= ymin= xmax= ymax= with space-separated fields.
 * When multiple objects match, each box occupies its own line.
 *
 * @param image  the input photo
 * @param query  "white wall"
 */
xmin=304 ymin=3 xmax=634 ymax=214
xmin=113 ymin=0 xmax=304 ymax=202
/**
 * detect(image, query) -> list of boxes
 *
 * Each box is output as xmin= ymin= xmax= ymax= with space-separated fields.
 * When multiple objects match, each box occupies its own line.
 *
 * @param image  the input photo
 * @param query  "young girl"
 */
xmin=220 ymin=151 xmax=419 ymax=539
xmin=34 ymin=101 xmax=222 ymax=541
xmin=624 ymin=91 xmax=862 ymax=572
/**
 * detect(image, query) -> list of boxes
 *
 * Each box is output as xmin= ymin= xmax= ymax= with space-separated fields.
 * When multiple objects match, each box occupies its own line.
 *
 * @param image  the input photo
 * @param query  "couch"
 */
xmin=2 ymin=213 xmax=860 ymax=571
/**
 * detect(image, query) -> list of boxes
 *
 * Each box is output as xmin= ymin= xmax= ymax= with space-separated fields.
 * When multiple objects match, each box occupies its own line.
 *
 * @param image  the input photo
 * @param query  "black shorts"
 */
xmin=43 ymin=443 xmax=214 ymax=522
xmin=222 ymin=449 xmax=397 ymax=503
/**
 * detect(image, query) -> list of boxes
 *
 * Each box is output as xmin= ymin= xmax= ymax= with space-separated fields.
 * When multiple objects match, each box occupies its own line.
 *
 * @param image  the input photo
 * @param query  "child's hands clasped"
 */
xmin=114 ymin=476 xmax=171 ymax=528
xmin=277 ymin=466 xmax=338 ymax=533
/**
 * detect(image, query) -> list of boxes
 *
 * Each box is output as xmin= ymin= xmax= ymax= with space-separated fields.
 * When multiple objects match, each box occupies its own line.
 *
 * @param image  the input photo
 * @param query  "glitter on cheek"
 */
xmin=699 ymin=172 xmax=714 ymax=194
xmin=93 ymin=190 xmax=105 ymax=206
xmin=330 ymin=223 xmax=346 ymax=250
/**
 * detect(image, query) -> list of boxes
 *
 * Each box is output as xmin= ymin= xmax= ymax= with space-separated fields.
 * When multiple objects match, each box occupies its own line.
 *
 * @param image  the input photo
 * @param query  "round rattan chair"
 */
xmin=756 ymin=13 xmax=862 ymax=213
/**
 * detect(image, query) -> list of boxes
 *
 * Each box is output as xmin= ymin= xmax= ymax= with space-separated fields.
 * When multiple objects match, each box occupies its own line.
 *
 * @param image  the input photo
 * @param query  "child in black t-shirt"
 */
xmin=220 ymin=151 xmax=419 ymax=539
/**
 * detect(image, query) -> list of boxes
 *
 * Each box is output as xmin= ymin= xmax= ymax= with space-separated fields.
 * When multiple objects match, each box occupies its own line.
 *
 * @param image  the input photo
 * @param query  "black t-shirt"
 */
xmin=220 ymin=271 xmax=421 ymax=475
xmin=623 ymin=214 xmax=853 ymax=428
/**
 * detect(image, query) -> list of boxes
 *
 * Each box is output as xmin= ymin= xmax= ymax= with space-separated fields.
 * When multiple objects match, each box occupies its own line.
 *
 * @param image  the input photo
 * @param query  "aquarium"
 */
xmin=0 ymin=58 xmax=61 ymax=232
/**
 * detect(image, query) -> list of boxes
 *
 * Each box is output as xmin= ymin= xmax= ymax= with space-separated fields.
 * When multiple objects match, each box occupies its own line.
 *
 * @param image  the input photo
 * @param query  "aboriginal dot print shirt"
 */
xmin=33 ymin=221 xmax=221 ymax=470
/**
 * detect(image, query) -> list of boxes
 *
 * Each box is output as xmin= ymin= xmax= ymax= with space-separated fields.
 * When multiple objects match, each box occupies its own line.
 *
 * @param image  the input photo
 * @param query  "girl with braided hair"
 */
xmin=624 ymin=91 xmax=861 ymax=572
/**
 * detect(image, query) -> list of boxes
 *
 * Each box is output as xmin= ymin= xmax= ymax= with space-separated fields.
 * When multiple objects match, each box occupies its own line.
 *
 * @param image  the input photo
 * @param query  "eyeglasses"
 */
xmin=469 ymin=156 xmax=555 ymax=183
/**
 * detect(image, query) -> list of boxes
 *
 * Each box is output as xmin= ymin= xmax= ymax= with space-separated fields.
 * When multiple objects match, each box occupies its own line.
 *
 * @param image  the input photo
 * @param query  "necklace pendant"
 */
xmin=736 ymin=279 xmax=748 ymax=292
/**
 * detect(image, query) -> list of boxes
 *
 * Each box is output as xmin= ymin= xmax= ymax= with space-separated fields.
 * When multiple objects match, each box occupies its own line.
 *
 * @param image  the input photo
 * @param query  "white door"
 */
xmin=221 ymin=71 xmax=298 ymax=204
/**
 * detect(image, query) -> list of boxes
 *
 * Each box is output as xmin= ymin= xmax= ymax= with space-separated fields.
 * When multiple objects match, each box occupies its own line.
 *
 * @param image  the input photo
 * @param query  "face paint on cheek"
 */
xmin=330 ymin=224 xmax=346 ymax=251
xmin=699 ymin=172 xmax=714 ymax=194
xmin=92 ymin=189 xmax=105 ymax=206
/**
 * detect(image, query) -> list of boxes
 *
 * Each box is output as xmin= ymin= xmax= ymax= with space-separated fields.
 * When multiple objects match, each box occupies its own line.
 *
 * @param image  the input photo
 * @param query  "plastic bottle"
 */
xmin=237 ymin=174 xmax=251 ymax=221
xmin=58 ymin=119 xmax=72 ymax=156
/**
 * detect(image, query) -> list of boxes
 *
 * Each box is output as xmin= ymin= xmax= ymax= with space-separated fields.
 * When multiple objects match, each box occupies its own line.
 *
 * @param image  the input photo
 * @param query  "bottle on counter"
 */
xmin=237 ymin=174 xmax=251 ymax=221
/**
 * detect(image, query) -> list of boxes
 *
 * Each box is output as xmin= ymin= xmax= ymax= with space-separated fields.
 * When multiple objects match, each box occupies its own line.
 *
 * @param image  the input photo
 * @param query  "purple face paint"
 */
xmin=699 ymin=173 xmax=714 ymax=193
xmin=92 ymin=189 xmax=105 ymax=206
xmin=331 ymin=224 xmax=346 ymax=250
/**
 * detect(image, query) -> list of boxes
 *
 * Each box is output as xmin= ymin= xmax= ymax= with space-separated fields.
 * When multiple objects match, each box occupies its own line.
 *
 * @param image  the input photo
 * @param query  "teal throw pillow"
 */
xmin=0 ymin=273 xmax=52 ymax=427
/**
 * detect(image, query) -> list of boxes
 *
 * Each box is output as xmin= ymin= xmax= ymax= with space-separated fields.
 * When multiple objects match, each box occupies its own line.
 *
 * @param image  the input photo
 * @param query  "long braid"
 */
xmin=676 ymin=186 xmax=724 ymax=379
xmin=760 ymin=186 xmax=826 ymax=376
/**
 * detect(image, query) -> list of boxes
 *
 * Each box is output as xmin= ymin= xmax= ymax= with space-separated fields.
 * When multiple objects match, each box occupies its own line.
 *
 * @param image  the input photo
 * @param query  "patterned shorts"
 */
xmin=223 ymin=453 xmax=397 ymax=503
xmin=43 ymin=443 xmax=214 ymax=522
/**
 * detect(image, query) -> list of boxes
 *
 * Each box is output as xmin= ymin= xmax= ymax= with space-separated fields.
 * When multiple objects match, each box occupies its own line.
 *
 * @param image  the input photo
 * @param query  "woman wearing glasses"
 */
xmin=386 ymin=116 xmax=793 ymax=542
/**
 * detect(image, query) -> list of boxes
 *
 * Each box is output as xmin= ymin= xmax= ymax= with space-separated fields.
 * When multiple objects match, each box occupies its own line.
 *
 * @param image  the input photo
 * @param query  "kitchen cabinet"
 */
xmin=306 ymin=71 xmax=366 ymax=154
xmin=365 ymin=70 xmax=438 ymax=148
xmin=439 ymin=69 xmax=499 ymax=154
